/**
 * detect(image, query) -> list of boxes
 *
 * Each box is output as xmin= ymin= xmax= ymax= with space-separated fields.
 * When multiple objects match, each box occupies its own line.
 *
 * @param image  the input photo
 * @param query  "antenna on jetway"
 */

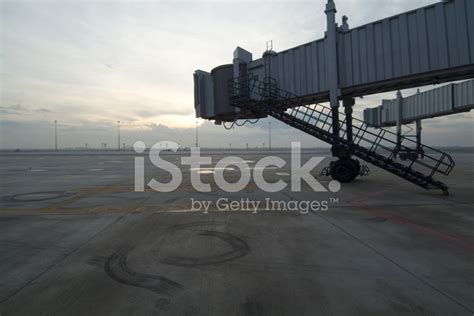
xmin=266 ymin=40 xmax=273 ymax=52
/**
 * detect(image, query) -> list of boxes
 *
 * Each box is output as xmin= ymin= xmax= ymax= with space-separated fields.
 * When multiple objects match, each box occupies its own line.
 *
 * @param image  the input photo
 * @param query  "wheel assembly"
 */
xmin=330 ymin=159 xmax=359 ymax=183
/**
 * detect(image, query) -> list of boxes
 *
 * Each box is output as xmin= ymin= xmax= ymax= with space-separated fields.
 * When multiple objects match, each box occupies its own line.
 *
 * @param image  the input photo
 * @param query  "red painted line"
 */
xmin=357 ymin=203 xmax=474 ymax=254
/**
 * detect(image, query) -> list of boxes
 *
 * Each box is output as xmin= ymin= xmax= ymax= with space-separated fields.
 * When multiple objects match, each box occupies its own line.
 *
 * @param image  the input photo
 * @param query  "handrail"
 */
xmin=228 ymin=75 xmax=455 ymax=178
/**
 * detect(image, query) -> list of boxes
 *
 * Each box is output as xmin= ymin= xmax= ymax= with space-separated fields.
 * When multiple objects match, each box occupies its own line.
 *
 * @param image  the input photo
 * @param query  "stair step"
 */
xmin=229 ymin=76 xmax=453 ymax=193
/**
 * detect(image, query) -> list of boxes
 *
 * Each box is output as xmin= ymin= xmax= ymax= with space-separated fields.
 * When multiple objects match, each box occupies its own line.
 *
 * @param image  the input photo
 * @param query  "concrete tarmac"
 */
xmin=0 ymin=150 xmax=472 ymax=315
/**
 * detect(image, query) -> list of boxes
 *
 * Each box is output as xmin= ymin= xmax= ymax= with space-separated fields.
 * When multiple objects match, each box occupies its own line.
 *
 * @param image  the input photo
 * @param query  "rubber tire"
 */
xmin=330 ymin=159 xmax=358 ymax=183
xmin=351 ymin=159 xmax=361 ymax=175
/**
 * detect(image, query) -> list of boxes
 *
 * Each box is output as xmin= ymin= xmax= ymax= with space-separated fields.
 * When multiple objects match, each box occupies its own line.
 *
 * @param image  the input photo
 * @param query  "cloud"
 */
xmin=0 ymin=104 xmax=52 ymax=115
xmin=35 ymin=108 xmax=51 ymax=113
xmin=0 ymin=104 xmax=28 ymax=114
xmin=1 ymin=0 xmax=472 ymax=148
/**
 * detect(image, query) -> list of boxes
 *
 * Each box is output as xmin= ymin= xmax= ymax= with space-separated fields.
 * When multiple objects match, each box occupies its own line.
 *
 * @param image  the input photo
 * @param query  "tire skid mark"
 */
xmin=105 ymin=250 xmax=183 ymax=296
xmin=87 ymin=256 xmax=108 ymax=268
xmin=2 ymin=191 xmax=76 ymax=203
xmin=160 ymin=230 xmax=250 ymax=267
xmin=103 ymin=220 xmax=248 ymax=298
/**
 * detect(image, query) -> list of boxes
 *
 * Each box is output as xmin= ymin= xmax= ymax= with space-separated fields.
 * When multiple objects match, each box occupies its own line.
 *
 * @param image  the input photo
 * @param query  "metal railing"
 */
xmin=288 ymin=104 xmax=454 ymax=177
xmin=229 ymin=75 xmax=455 ymax=181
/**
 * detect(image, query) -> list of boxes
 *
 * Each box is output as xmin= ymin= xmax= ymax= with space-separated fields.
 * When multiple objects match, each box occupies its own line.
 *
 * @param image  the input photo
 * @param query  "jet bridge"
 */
xmin=195 ymin=0 xmax=474 ymax=122
xmin=364 ymin=80 xmax=474 ymax=128
xmin=193 ymin=0 xmax=474 ymax=193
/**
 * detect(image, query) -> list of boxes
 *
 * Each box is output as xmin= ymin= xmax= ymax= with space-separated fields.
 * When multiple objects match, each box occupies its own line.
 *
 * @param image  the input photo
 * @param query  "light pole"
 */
xmin=117 ymin=120 xmax=121 ymax=151
xmin=269 ymin=121 xmax=272 ymax=150
xmin=54 ymin=120 xmax=58 ymax=152
xmin=195 ymin=120 xmax=199 ymax=147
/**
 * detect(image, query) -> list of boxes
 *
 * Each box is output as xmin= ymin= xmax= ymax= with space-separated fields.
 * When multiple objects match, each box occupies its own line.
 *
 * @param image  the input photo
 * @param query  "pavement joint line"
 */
xmin=0 ymin=212 xmax=129 ymax=305
xmin=310 ymin=210 xmax=473 ymax=314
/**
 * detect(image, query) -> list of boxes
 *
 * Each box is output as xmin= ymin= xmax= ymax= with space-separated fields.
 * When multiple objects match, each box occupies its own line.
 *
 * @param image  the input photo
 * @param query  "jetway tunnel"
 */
xmin=193 ymin=0 xmax=474 ymax=193
xmin=363 ymin=80 xmax=474 ymax=128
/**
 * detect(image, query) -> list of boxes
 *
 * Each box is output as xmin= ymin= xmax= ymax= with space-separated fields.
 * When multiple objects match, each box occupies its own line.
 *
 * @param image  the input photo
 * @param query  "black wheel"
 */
xmin=351 ymin=159 xmax=361 ymax=175
xmin=409 ymin=152 xmax=419 ymax=161
xmin=330 ymin=159 xmax=358 ymax=183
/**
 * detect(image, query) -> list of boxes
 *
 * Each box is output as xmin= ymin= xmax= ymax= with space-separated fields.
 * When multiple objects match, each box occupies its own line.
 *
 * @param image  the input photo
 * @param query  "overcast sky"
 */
xmin=1 ymin=0 xmax=473 ymax=149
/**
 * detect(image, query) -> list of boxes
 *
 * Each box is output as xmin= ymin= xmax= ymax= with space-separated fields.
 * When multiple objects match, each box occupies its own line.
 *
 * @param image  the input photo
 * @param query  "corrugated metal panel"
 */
xmin=211 ymin=65 xmax=235 ymax=117
xmin=195 ymin=0 xmax=473 ymax=123
xmin=247 ymin=39 xmax=328 ymax=97
xmin=363 ymin=108 xmax=370 ymax=124
xmin=364 ymin=79 xmax=474 ymax=127
xmin=243 ymin=0 xmax=472 ymax=103
xmin=364 ymin=107 xmax=382 ymax=127
xmin=468 ymin=0 xmax=474 ymax=63
xmin=403 ymin=85 xmax=453 ymax=120
xmin=381 ymin=100 xmax=395 ymax=125
xmin=247 ymin=60 xmax=264 ymax=81
xmin=454 ymin=80 xmax=474 ymax=109
xmin=193 ymin=71 xmax=214 ymax=119
xmin=243 ymin=0 xmax=474 ymax=102
xmin=379 ymin=100 xmax=395 ymax=125
xmin=339 ymin=0 xmax=473 ymax=90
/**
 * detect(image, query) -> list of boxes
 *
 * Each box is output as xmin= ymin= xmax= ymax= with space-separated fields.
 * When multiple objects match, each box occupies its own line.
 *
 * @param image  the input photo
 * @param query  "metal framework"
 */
xmin=193 ymin=0 xmax=473 ymax=193
xmin=229 ymin=75 xmax=454 ymax=193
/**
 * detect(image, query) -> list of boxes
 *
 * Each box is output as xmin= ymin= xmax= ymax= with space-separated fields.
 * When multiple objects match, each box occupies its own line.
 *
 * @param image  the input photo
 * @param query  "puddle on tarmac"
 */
xmin=190 ymin=167 xmax=236 ymax=174
xmin=246 ymin=166 xmax=279 ymax=170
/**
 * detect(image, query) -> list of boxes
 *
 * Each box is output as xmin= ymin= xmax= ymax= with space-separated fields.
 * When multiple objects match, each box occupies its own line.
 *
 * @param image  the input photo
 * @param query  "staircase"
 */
xmin=229 ymin=75 xmax=455 ymax=194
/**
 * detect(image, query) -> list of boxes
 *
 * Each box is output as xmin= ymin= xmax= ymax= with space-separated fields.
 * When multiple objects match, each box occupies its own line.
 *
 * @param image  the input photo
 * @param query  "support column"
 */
xmin=325 ymin=0 xmax=340 ymax=140
xmin=395 ymin=90 xmax=403 ymax=148
xmin=416 ymin=119 xmax=422 ymax=153
xmin=343 ymin=98 xmax=355 ymax=144
xmin=331 ymin=109 xmax=340 ymax=140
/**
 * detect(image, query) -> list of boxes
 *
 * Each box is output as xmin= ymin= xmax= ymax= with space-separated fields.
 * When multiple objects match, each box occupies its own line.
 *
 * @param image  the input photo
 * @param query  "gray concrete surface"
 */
xmin=0 ymin=150 xmax=473 ymax=315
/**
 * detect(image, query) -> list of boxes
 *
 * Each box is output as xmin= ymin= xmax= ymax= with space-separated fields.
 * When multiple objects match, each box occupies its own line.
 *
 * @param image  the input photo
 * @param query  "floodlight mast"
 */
xmin=117 ymin=121 xmax=121 ymax=151
xmin=54 ymin=120 xmax=58 ymax=152
xmin=269 ymin=122 xmax=272 ymax=150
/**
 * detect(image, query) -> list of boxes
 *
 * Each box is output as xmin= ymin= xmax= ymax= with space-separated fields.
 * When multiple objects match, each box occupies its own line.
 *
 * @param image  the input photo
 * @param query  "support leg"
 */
xmin=343 ymin=98 xmax=355 ymax=144
xmin=331 ymin=108 xmax=340 ymax=140
xmin=416 ymin=119 xmax=422 ymax=153
xmin=395 ymin=91 xmax=403 ymax=152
